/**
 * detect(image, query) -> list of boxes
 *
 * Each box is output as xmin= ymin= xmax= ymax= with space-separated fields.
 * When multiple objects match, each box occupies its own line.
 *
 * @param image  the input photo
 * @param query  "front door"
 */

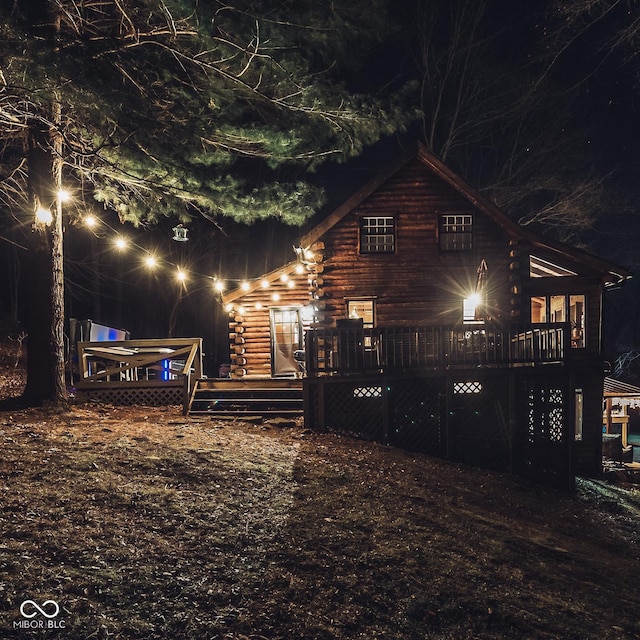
xmin=270 ymin=307 xmax=303 ymax=377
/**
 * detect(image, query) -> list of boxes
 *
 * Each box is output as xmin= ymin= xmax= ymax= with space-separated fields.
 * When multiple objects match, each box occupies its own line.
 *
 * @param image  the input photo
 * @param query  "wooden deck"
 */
xmin=73 ymin=338 xmax=203 ymax=412
xmin=305 ymin=323 xmax=569 ymax=376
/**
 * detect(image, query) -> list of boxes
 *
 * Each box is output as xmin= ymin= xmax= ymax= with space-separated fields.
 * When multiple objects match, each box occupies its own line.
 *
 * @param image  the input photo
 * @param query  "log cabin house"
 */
xmin=220 ymin=143 xmax=630 ymax=487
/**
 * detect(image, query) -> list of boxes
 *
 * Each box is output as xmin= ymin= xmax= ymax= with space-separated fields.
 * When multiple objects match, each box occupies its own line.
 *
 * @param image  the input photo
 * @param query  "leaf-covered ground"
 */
xmin=0 ymin=357 xmax=639 ymax=638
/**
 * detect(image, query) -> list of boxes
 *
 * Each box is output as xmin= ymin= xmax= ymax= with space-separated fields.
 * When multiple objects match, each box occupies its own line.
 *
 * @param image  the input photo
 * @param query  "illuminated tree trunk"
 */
xmin=22 ymin=102 xmax=68 ymax=408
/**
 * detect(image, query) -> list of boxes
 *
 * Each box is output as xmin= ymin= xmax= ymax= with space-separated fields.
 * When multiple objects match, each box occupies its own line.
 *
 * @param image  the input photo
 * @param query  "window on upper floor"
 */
xmin=439 ymin=214 xmax=473 ymax=251
xmin=360 ymin=216 xmax=395 ymax=253
xmin=530 ymin=293 xmax=585 ymax=348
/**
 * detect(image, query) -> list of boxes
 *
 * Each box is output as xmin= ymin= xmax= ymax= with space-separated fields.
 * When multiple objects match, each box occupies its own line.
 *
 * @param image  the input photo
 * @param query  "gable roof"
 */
xmin=300 ymin=142 xmax=630 ymax=287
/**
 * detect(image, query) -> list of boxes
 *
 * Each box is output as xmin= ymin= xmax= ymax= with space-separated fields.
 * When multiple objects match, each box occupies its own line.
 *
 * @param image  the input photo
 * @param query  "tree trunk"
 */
xmin=22 ymin=105 xmax=68 ymax=409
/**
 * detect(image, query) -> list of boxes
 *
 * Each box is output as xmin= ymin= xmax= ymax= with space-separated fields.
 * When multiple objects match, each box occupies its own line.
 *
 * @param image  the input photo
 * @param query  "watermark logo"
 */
xmin=19 ymin=600 xmax=60 ymax=619
xmin=13 ymin=599 xmax=66 ymax=630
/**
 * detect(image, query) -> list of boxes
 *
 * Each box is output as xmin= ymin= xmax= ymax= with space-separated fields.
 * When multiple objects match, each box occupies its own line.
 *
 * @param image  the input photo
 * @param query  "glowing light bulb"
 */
xmin=84 ymin=214 xmax=98 ymax=228
xmin=57 ymin=189 xmax=71 ymax=203
xmin=176 ymin=268 xmax=187 ymax=282
xmin=468 ymin=293 xmax=482 ymax=306
xmin=241 ymin=281 xmax=250 ymax=291
xmin=214 ymin=280 xmax=225 ymax=293
xmin=35 ymin=207 xmax=52 ymax=225
xmin=261 ymin=278 xmax=270 ymax=289
xmin=144 ymin=254 xmax=157 ymax=269
xmin=115 ymin=237 xmax=127 ymax=250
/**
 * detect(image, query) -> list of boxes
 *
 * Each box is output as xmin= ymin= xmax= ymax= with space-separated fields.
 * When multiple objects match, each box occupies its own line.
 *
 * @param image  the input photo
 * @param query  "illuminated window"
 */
xmin=530 ymin=296 xmax=546 ymax=323
xmin=575 ymin=388 xmax=583 ymax=441
xmin=463 ymin=294 xmax=483 ymax=323
xmin=346 ymin=299 xmax=375 ymax=328
xmin=439 ymin=214 xmax=473 ymax=251
xmin=360 ymin=216 xmax=395 ymax=253
xmin=530 ymin=294 xmax=585 ymax=348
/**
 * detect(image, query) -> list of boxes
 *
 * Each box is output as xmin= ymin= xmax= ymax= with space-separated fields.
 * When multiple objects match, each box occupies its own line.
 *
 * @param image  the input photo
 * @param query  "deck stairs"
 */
xmin=188 ymin=378 xmax=303 ymax=417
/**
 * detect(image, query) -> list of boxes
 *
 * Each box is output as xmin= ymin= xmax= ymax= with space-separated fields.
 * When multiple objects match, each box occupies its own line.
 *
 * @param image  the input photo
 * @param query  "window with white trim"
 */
xmin=439 ymin=214 xmax=473 ymax=251
xmin=360 ymin=216 xmax=395 ymax=253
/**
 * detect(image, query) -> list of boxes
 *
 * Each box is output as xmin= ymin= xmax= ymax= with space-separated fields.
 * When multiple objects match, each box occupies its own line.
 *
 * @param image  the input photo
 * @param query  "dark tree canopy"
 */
xmin=0 ymin=0 xmax=403 ymax=229
xmin=0 ymin=0 xmax=405 ymax=406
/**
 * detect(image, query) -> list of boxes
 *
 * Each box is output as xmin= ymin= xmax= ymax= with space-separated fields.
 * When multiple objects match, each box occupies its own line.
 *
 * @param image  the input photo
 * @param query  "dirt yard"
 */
xmin=0 ymin=350 xmax=639 ymax=639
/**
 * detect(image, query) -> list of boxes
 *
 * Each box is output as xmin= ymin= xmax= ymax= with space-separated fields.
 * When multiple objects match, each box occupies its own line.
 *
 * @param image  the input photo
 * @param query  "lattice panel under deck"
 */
xmin=449 ymin=375 xmax=511 ymax=472
xmin=76 ymin=386 xmax=182 ymax=406
xmin=520 ymin=376 xmax=572 ymax=490
xmin=389 ymin=378 xmax=444 ymax=456
xmin=323 ymin=383 xmax=384 ymax=441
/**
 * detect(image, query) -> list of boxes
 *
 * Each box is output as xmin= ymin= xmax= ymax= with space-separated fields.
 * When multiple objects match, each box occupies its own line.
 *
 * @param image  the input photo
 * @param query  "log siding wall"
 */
xmin=226 ymin=267 xmax=311 ymax=378
xmin=314 ymin=159 xmax=515 ymax=327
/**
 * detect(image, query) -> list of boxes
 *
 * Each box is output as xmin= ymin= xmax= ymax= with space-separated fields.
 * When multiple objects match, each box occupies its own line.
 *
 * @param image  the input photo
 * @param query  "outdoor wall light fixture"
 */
xmin=294 ymin=245 xmax=316 ymax=266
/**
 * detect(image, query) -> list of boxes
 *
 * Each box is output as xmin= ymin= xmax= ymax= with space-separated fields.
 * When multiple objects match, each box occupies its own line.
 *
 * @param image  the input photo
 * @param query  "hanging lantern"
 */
xmin=172 ymin=224 xmax=189 ymax=242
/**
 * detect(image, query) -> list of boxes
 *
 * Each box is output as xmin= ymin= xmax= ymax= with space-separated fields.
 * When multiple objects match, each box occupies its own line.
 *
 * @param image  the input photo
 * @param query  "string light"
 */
xmin=59 ymin=201 xmax=305 ymax=300
xmin=144 ymin=254 xmax=158 ymax=269
xmin=35 ymin=207 xmax=53 ymax=225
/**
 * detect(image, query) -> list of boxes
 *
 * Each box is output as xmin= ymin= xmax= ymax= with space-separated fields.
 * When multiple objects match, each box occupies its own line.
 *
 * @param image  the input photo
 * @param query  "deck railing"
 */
xmin=75 ymin=337 xmax=203 ymax=412
xmin=304 ymin=323 xmax=569 ymax=375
